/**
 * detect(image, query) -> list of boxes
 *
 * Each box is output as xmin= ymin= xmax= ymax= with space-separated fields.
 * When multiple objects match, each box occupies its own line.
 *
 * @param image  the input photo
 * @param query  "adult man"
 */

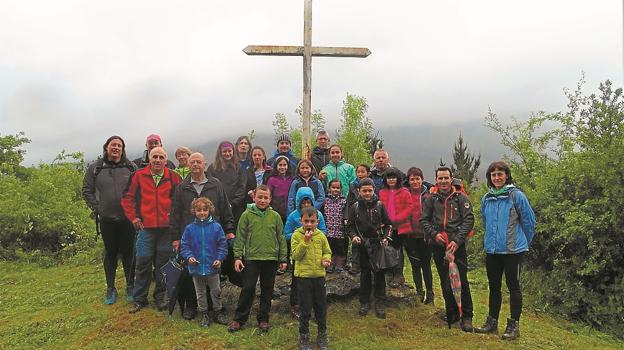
xmin=82 ymin=135 xmax=137 ymax=305
xmin=420 ymin=166 xmax=475 ymax=332
xmin=133 ymin=134 xmax=176 ymax=170
xmin=169 ymin=152 xmax=235 ymax=321
xmin=369 ymin=149 xmax=405 ymax=194
xmin=311 ymin=130 xmax=330 ymax=173
xmin=267 ymin=134 xmax=300 ymax=169
xmin=122 ymin=147 xmax=182 ymax=313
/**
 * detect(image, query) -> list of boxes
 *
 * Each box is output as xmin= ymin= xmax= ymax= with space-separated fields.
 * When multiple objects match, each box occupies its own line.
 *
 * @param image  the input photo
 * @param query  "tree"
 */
xmin=335 ymin=93 xmax=374 ymax=166
xmin=272 ymin=107 xmax=326 ymax=159
xmin=450 ymin=133 xmax=481 ymax=186
xmin=0 ymin=131 xmax=31 ymax=176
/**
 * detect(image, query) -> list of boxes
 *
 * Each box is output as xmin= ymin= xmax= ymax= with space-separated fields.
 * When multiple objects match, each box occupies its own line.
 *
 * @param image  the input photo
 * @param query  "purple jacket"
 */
xmin=266 ymin=175 xmax=294 ymax=219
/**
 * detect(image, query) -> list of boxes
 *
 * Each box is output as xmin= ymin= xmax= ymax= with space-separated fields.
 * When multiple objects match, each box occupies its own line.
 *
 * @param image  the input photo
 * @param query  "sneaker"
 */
xmin=258 ymin=321 xmax=270 ymax=332
xmin=502 ymin=318 xmax=520 ymax=340
xmin=213 ymin=309 xmax=229 ymax=325
xmin=199 ymin=311 xmax=212 ymax=327
xmin=276 ymin=268 xmax=285 ymax=275
xmin=104 ymin=287 xmax=117 ymax=305
xmin=325 ymin=265 xmax=335 ymax=274
xmin=460 ymin=317 xmax=474 ymax=333
xmin=182 ymin=307 xmax=197 ymax=320
xmin=291 ymin=305 xmax=301 ymax=319
xmin=128 ymin=302 xmax=145 ymax=314
xmin=334 ymin=266 xmax=345 ymax=273
xmin=228 ymin=321 xmax=242 ymax=333
xmin=475 ymin=316 xmax=498 ymax=334
xmin=316 ymin=331 xmax=329 ymax=350
xmin=125 ymin=286 xmax=134 ymax=303
xmin=375 ymin=302 xmax=386 ymax=319
xmin=299 ymin=333 xmax=312 ymax=350
xmin=358 ymin=303 xmax=370 ymax=317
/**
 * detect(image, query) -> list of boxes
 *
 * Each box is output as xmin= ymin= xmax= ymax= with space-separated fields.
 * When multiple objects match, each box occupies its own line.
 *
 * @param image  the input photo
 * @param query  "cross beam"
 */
xmin=243 ymin=0 xmax=370 ymax=159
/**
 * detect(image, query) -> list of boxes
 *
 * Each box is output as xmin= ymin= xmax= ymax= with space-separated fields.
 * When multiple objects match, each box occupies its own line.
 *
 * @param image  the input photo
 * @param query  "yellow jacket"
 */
xmin=291 ymin=227 xmax=332 ymax=278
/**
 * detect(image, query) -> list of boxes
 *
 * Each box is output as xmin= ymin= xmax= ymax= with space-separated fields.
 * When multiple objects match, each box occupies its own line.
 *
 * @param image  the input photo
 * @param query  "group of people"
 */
xmin=82 ymin=130 xmax=536 ymax=349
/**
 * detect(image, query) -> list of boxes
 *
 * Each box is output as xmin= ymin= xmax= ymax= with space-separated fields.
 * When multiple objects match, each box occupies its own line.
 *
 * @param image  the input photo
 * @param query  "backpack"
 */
xmin=93 ymin=157 xmax=135 ymax=177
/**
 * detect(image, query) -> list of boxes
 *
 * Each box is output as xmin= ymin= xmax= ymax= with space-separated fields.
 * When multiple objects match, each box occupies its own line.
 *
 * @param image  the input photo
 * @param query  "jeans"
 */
xmin=132 ymin=228 xmax=172 ymax=305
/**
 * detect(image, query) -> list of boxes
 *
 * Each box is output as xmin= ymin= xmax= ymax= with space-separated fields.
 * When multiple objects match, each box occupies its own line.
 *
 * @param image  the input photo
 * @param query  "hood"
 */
xmin=486 ymin=184 xmax=517 ymax=197
xmin=192 ymin=216 xmax=215 ymax=225
xmin=272 ymin=149 xmax=295 ymax=158
xmin=246 ymin=203 xmax=270 ymax=217
xmin=295 ymin=186 xmax=315 ymax=212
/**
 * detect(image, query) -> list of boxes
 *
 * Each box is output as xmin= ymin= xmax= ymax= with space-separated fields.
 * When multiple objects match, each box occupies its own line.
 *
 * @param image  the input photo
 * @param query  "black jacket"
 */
xmin=207 ymin=164 xmax=247 ymax=219
xmin=346 ymin=198 xmax=392 ymax=240
xmin=311 ymin=146 xmax=330 ymax=173
xmin=82 ymin=157 xmax=136 ymax=220
xmin=169 ymin=174 xmax=235 ymax=241
xmin=420 ymin=188 xmax=474 ymax=246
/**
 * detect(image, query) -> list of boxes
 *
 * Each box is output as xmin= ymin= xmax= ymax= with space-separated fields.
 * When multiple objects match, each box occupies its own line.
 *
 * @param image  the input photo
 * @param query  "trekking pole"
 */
xmin=95 ymin=213 xmax=101 ymax=241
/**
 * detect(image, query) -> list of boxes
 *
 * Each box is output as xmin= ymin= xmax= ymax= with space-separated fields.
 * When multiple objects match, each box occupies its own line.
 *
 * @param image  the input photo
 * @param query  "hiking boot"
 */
xmin=125 ymin=286 xmax=134 ymax=302
xmin=349 ymin=265 xmax=360 ymax=275
xmin=325 ymin=265 xmax=335 ymax=274
xmin=475 ymin=316 xmax=498 ymax=334
xmin=334 ymin=266 xmax=345 ymax=273
xmin=298 ymin=333 xmax=312 ymax=350
xmin=375 ymin=301 xmax=386 ymax=319
xmin=424 ymin=291 xmax=435 ymax=305
xmin=213 ymin=308 xmax=229 ymax=325
xmin=258 ymin=321 xmax=270 ymax=332
xmin=291 ymin=305 xmax=301 ymax=319
xmin=104 ymin=287 xmax=117 ymax=305
xmin=182 ymin=306 xmax=197 ymax=320
xmin=317 ymin=331 xmax=329 ymax=350
xmin=199 ymin=311 xmax=212 ymax=327
xmin=358 ymin=303 xmax=370 ymax=317
xmin=502 ymin=318 xmax=520 ymax=340
xmin=416 ymin=289 xmax=425 ymax=303
xmin=276 ymin=268 xmax=285 ymax=275
xmin=128 ymin=302 xmax=145 ymax=314
xmin=460 ymin=317 xmax=474 ymax=333
xmin=155 ymin=299 xmax=168 ymax=312
xmin=228 ymin=321 xmax=242 ymax=333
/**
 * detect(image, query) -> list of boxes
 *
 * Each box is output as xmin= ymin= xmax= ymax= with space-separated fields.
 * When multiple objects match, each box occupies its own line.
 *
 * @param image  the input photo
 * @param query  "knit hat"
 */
xmin=276 ymin=134 xmax=291 ymax=146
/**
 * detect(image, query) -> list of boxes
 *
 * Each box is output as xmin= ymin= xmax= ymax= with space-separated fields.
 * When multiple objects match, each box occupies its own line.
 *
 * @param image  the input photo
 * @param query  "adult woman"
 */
xmin=207 ymin=141 xmax=247 ymax=224
xmin=174 ymin=146 xmax=192 ymax=179
xmin=235 ymin=136 xmax=252 ymax=170
xmin=82 ymin=136 xmax=137 ymax=304
xmin=244 ymin=146 xmax=272 ymax=205
xmin=475 ymin=161 xmax=536 ymax=340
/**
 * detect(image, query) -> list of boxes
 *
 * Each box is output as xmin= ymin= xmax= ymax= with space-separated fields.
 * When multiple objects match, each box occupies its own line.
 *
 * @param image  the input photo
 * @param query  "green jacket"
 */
xmin=291 ymin=227 xmax=332 ymax=278
xmin=234 ymin=204 xmax=287 ymax=262
xmin=322 ymin=160 xmax=356 ymax=197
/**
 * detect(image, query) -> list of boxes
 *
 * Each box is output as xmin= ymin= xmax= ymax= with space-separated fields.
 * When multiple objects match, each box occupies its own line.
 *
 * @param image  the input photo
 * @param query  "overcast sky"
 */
xmin=0 ymin=0 xmax=621 ymax=164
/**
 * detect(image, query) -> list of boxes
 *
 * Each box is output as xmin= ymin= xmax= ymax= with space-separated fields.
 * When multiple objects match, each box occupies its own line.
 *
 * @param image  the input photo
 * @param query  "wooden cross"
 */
xmin=243 ymin=0 xmax=370 ymax=159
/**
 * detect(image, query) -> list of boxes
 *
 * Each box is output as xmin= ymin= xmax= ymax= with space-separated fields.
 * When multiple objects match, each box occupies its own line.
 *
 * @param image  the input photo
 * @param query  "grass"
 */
xmin=0 ymin=255 xmax=622 ymax=350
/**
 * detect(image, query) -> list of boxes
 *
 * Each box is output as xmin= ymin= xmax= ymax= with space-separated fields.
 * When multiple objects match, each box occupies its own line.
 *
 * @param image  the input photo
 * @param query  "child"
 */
xmin=229 ymin=185 xmax=288 ymax=333
xmin=378 ymin=167 xmax=413 ymax=288
xmin=320 ymin=144 xmax=356 ymax=197
xmin=345 ymin=164 xmax=371 ymax=274
xmin=291 ymin=207 xmax=332 ymax=350
xmin=322 ymin=179 xmax=348 ymax=273
xmin=287 ymin=159 xmax=325 ymax=215
xmin=284 ymin=186 xmax=327 ymax=317
xmin=347 ymin=177 xmax=393 ymax=319
xmin=180 ymin=197 xmax=228 ymax=327
xmin=265 ymin=155 xmax=294 ymax=223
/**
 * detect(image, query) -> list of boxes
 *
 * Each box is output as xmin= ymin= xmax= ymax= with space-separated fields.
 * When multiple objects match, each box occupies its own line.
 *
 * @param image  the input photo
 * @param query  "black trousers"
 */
xmin=358 ymin=244 xmax=386 ymax=304
xmin=432 ymin=244 xmax=473 ymax=318
xmin=290 ymin=260 xmax=298 ymax=307
xmin=101 ymin=219 xmax=135 ymax=290
xmin=486 ymin=253 xmax=524 ymax=320
xmin=297 ymin=277 xmax=327 ymax=334
xmin=234 ymin=260 xmax=278 ymax=324
xmin=403 ymin=235 xmax=433 ymax=293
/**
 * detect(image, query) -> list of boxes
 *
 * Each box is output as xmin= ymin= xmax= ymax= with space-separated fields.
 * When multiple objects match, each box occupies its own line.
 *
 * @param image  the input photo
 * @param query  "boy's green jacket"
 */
xmin=234 ymin=204 xmax=287 ymax=262
xmin=291 ymin=227 xmax=332 ymax=278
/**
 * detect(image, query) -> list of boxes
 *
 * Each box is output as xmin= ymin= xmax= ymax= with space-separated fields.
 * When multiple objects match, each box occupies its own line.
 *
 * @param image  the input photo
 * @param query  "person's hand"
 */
xmin=304 ymin=229 xmax=313 ymax=243
xmin=172 ymin=240 xmax=180 ymax=251
xmin=226 ymin=233 xmax=235 ymax=240
xmin=234 ymin=259 xmax=245 ymax=272
xmin=321 ymin=259 xmax=331 ymax=268
xmin=435 ymin=233 xmax=446 ymax=245
xmin=318 ymin=170 xmax=327 ymax=180
xmin=247 ymin=190 xmax=254 ymax=198
xmin=188 ymin=257 xmax=199 ymax=265
xmin=381 ymin=238 xmax=389 ymax=246
xmin=447 ymin=241 xmax=458 ymax=254
xmin=212 ymin=260 xmax=222 ymax=268
xmin=132 ymin=218 xmax=144 ymax=231
xmin=279 ymin=263 xmax=288 ymax=271
xmin=352 ymin=236 xmax=362 ymax=245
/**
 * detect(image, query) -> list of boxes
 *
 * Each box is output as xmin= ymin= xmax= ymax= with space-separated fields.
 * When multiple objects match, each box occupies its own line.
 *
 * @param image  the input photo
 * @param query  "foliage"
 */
xmin=485 ymin=79 xmax=624 ymax=339
xmin=335 ymin=93 xmax=375 ymax=166
xmin=272 ymin=107 xmax=325 ymax=158
xmin=0 ymin=131 xmax=31 ymax=177
xmin=451 ymin=134 xmax=481 ymax=186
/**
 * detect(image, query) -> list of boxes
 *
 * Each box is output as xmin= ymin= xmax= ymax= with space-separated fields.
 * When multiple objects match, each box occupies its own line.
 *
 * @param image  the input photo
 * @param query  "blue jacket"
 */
xmin=267 ymin=150 xmax=300 ymax=170
xmin=287 ymin=175 xmax=325 ymax=215
xmin=481 ymin=185 xmax=536 ymax=254
xmin=284 ymin=187 xmax=327 ymax=241
xmin=180 ymin=217 xmax=228 ymax=276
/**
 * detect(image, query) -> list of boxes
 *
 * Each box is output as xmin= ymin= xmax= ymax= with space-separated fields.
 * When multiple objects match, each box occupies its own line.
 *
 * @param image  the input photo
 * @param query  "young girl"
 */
xmin=321 ymin=144 xmax=356 ymax=197
xmin=207 ymin=141 xmax=247 ymax=224
xmin=322 ymin=179 xmax=348 ymax=272
xmin=378 ymin=167 xmax=413 ymax=288
xmin=265 ymin=155 xmax=294 ymax=222
xmin=180 ymin=197 xmax=228 ymax=327
xmin=287 ymin=159 xmax=325 ymax=215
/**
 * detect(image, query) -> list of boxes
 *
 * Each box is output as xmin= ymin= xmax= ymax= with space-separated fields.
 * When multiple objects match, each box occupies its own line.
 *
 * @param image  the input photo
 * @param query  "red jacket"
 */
xmin=379 ymin=187 xmax=413 ymax=235
xmin=122 ymin=166 xmax=181 ymax=229
xmin=408 ymin=187 xmax=429 ymax=238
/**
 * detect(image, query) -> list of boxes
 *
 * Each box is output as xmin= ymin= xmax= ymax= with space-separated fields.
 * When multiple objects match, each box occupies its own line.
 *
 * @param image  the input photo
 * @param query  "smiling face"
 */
xmin=359 ymin=184 xmax=375 ymax=201
xmin=329 ymin=146 xmax=342 ymax=163
xmin=188 ymin=153 xmax=206 ymax=177
xmin=276 ymin=159 xmax=288 ymax=175
xmin=149 ymin=147 xmax=167 ymax=174
xmin=490 ymin=168 xmax=508 ymax=189
xmin=278 ymin=140 xmax=291 ymax=153
xmin=409 ymin=174 xmax=423 ymax=190
xmin=254 ymin=188 xmax=272 ymax=209
xmin=298 ymin=163 xmax=312 ymax=178
xmin=194 ymin=205 xmax=210 ymax=221
xmin=386 ymin=176 xmax=398 ymax=189
xmin=329 ymin=181 xmax=342 ymax=196
xmin=176 ymin=151 xmax=190 ymax=167
xmin=436 ymin=170 xmax=452 ymax=192
xmin=374 ymin=151 xmax=389 ymax=170
xmin=221 ymin=147 xmax=234 ymax=161
xmin=106 ymin=138 xmax=123 ymax=162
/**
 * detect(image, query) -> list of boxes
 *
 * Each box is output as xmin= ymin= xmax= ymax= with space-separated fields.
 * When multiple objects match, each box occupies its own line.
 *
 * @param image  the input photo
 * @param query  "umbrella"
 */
xmin=446 ymin=249 xmax=462 ymax=328
xmin=160 ymin=255 xmax=186 ymax=319
xmin=221 ymin=242 xmax=243 ymax=288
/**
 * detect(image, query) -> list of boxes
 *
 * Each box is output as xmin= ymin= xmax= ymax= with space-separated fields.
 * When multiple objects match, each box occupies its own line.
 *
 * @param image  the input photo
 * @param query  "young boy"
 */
xmin=347 ymin=177 xmax=393 ymax=319
xmin=284 ymin=186 xmax=327 ymax=318
xmin=229 ymin=185 xmax=288 ymax=333
xmin=291 ymin=207 xmax=332 ymax=350
xmin=180 ymin=197 xmax=228 ymax=327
